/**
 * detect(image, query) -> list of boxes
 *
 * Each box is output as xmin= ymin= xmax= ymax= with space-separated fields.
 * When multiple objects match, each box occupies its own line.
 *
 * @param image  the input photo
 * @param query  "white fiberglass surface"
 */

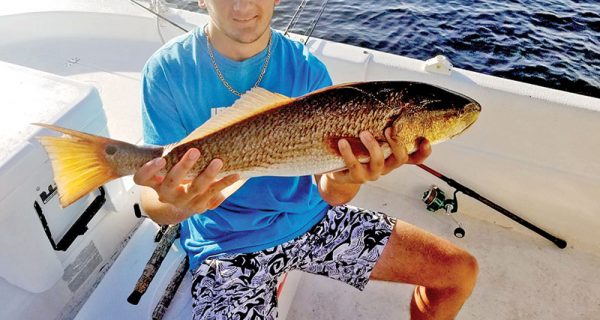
xmin=1 ymin=6 xmax=599 ymax=320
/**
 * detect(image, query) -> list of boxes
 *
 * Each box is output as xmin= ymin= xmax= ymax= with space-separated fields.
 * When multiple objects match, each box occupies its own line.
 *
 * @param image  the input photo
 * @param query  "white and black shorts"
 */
xmin=191 ymin=205 xmax=397 ymax=320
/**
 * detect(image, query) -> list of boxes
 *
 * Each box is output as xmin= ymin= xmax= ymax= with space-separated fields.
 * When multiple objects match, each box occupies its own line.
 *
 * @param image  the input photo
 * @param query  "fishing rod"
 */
xmin=418 ymin=164 xmax=567 ymax=249
xmin=127 ymin=224 xmax=181 ymax=305
xmin=304 ymin=0 xmax=330 ymax=44
xmin=152 ymin=256 xmax=189 ymax=320
xmin=284 ymin=0 xmax=310 ymax=36
xmin=283 ymin=0 xmax=330 ymax=44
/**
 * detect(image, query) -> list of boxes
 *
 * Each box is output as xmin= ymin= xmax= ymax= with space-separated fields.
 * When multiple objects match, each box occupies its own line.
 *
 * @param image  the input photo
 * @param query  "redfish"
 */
xmin=36 ymin=81 xmax=481 ymax=207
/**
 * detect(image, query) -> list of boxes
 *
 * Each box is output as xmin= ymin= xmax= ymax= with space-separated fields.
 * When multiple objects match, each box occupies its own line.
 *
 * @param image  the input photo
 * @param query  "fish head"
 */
xmin=386 ymin=82 xmax=481 ymax=152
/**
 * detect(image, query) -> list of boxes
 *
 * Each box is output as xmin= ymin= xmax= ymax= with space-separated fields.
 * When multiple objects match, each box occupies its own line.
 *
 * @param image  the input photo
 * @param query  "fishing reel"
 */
xmin=422 ymin=186 xmax=466 ymax=238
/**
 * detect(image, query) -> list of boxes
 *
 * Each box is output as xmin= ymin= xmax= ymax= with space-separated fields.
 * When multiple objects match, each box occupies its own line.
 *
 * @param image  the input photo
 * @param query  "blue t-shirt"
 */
xmin=141 ymin=27 xmax=332 ymax=271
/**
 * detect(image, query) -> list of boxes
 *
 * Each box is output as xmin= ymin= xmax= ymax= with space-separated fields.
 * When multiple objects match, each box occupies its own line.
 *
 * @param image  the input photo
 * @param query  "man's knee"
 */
xmin=446 ymin=250 xmax=479 ymax=291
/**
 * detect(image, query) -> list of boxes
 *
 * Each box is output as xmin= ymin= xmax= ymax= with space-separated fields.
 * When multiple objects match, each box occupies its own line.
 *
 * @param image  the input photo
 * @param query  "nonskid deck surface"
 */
xmin=74 ymin=183 xmax=600 ymax=319
xmin=287 ymin=183 xmax=600 ymax=320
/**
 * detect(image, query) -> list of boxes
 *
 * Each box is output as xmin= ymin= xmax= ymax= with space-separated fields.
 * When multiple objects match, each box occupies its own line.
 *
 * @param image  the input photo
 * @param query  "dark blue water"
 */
xmin=167 ymin=0 xmax=600 ymax=99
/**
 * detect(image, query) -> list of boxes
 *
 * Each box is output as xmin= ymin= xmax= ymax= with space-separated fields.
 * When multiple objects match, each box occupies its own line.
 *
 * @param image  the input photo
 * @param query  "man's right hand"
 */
xmin=133 ymin=148 xmax=240 ymax=224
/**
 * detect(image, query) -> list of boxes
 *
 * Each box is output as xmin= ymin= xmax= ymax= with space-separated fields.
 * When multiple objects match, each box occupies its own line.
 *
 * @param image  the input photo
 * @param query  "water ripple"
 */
xmin=171 ymin=0 xmax=600 ymax=98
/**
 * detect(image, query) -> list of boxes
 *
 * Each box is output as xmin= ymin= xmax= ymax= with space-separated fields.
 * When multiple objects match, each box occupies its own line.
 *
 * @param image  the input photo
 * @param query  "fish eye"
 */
xmin=105 ymin=145 xmax=117 ymax=155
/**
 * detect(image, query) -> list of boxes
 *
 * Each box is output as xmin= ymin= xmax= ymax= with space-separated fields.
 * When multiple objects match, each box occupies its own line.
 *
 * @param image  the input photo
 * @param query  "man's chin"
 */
xmin=230 ymin=27 xmax=270 ymax=44
xmin=234 ymin=36 xmax=261 ymax=44
xmin=236 ymin=34 xmax=265 ymax=44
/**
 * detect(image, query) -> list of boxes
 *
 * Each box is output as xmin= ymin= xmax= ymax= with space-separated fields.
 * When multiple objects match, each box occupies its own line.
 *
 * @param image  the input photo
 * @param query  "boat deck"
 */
xmin=1 ymin=2 xmax=599 ymax=319
xmin=72 ymin=179 xmax=600 ymax=319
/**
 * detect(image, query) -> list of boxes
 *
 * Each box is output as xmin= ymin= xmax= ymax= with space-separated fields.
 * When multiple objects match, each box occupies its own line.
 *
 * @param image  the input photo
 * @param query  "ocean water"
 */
xmin=166 ymin=0 xmax=599 ymax=99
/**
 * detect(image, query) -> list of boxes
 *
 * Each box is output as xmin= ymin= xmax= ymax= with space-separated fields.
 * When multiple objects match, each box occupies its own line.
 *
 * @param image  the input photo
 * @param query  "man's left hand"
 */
xmin=326 ymin=128 xmax=431 ymax=185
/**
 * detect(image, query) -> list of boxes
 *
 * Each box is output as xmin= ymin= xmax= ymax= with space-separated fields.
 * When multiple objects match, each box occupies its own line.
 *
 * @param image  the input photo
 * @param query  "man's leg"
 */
xmin=370 ymin=220 xmax=479 ymax=320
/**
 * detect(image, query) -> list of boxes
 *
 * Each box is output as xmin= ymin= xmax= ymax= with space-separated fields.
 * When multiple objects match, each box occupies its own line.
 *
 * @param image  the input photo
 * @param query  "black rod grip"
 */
xmin=127 ymin=224 xmax=180 ymax=305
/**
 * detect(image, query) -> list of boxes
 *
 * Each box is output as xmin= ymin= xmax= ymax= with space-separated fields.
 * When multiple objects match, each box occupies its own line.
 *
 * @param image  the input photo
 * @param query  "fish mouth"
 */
xmin=462 ymin=102 xmax=482 ymax=130
xmin=464 ymin=101 xmax=482 ymax=113
xmin=448 ymin=103 xmax=480 ymax=139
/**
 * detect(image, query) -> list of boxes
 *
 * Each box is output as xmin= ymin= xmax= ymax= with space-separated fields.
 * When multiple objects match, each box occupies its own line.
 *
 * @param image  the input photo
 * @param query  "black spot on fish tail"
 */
xmin=105 ymin=145 xmax=117 ymax=155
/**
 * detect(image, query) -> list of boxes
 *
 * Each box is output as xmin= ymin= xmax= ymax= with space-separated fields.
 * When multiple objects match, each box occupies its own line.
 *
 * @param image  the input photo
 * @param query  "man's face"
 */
xmin=199 ymin=0 xmax=281 ymax=44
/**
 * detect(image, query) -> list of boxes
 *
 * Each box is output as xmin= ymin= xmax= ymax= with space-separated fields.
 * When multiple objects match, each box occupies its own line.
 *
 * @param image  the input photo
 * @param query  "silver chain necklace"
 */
xmin=205 ymin=26 xmax=272 ymax=97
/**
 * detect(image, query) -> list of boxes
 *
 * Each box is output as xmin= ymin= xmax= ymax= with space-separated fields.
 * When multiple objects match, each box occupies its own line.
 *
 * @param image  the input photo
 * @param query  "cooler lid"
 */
xmin=0 ymin=61 xmax=103 ymax=202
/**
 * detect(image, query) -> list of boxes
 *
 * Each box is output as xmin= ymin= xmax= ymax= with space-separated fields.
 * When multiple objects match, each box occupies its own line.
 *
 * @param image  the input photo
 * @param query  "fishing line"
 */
xmin=344 ymin=86 xmax=388 ymax=109
xmin=153 ymin=0 xmax=168 ymax=44
xmin=128 ymin=0 xmax=189 ymax=33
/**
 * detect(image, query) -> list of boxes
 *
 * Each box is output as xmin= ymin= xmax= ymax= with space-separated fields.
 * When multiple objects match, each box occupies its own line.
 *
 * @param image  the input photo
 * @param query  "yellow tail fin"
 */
xmin=35 ymin=123 xmax=123 ymax=208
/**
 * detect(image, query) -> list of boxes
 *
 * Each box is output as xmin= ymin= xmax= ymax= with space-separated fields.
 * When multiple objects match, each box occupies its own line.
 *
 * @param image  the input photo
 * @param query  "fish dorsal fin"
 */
xmin=175 ymin=88 xmax=292 ymax=147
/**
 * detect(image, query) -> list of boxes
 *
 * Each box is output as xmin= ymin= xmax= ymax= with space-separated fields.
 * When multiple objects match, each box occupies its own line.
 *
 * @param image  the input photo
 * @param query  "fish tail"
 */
xmin=34 ymin=123 xmax=162 ymax=208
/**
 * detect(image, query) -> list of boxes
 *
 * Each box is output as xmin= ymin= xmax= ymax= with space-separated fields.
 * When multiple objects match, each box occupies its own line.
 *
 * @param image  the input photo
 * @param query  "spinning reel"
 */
xmin=422 ymin=185 xmax=466 ymax=238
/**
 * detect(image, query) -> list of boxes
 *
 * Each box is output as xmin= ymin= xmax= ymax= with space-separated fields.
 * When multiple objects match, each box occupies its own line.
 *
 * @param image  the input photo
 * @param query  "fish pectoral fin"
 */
xmin=175 ymin=88 xmax=293 ymax=147
xmin=325 ymin=137 xmax=391 ymax=163
xmin=221 ymin=178 xmax=247 ymax=199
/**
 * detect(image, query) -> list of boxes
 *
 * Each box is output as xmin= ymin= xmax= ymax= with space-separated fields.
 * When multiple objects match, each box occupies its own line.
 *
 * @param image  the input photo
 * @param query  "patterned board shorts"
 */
xmin=191 ymin=205 xmax=397 ymax=320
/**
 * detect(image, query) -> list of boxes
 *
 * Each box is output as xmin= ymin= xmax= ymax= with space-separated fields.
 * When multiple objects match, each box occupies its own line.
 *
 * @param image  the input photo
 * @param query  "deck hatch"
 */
xmin=33 ymin=187 xmax=106 ymax=251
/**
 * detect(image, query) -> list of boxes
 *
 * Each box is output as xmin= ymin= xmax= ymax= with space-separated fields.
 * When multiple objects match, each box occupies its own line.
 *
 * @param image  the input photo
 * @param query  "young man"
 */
xmin=134 ymin=1 xmax=478 ymax=319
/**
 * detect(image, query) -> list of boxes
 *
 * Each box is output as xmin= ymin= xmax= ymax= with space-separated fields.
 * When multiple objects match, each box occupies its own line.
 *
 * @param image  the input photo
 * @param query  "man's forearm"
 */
xmin=140 ymin=187 xmax=192 ymax=225
xmin=316 ymin=174 xmax=361 ymax=206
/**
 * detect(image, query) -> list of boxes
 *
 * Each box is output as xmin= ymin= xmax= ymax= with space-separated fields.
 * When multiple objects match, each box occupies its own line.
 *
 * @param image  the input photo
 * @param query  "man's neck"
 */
xmin=206 ymin=23 xmax=271 ymax=61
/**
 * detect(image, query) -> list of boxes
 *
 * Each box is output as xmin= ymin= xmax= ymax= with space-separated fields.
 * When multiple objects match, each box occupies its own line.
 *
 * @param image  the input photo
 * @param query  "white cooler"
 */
xmin=0 ymin=61 xmax=139 ymax=320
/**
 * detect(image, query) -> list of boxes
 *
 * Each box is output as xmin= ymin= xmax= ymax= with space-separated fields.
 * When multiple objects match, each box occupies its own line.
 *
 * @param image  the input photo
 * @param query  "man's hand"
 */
xmin=317 ymin=128 xmax=431 ymax=206
xmin=327 ymin=128 xmax=431 ymax=184
xmin=133 ymin=148 xmax=240 ymax=223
